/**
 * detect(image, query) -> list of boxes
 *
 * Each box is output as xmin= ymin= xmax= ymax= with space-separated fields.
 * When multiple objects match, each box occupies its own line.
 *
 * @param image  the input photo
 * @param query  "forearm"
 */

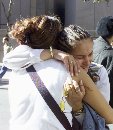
xmin=40 ymin=49 xmax=51 ymax=60
xmin=72 ymin=69 xmax=113 ymax=124
xmin=83 ymin=88 xmax=113 ymax=124
xmin=40 ymin=49 xmax=57 ymax=61
xmin=40 ymin=49 xmax=65 ymax=61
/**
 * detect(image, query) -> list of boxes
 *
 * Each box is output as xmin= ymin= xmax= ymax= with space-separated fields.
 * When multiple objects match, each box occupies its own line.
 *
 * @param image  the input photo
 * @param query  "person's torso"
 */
xmin=93 ymin=37 xmax=113 ymax=64
xmin=4 ymin=43 xmax=13 ymax=55
xmin=9 ymin=60 xmax=72 ymax=130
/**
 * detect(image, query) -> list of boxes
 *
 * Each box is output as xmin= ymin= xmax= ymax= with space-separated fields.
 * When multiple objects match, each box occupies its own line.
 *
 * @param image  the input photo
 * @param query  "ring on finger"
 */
xmin=70 ymin=61 xmax=74 ymax=64
xmin=76 ymin=89 xmax=80 ymax=93
xmin=75 ymin=87 xmax=80 ymax=93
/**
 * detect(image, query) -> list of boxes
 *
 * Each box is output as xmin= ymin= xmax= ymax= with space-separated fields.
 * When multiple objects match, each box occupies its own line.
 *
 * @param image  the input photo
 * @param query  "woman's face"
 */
xmin=71 ymin=38 xmax=93 ymax=72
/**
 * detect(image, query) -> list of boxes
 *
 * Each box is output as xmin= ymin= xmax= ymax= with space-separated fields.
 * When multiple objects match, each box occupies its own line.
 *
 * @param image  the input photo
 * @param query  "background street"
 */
xmin=0 ymin=68 xmax=10 ymax=130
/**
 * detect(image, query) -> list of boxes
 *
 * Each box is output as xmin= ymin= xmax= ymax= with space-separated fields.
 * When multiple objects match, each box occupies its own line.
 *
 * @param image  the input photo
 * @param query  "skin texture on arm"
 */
xmin=72 ymin=68 xmax=113 ymax=124
xmin=40 ymin=49 xmax=80 ymax=76
xmin=40 ymin=49 xmax=52 ymax=61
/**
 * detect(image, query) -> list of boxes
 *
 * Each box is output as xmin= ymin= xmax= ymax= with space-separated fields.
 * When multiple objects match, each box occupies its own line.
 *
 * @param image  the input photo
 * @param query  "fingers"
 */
xmin=72 ymin=80 xmax=81 ymax=93
xmin=64 ymin=79 xmax=85 ymax=99
xmin=69 ymin=59 xmax=80 ymax=76
xmin=69 ymin=59 xmax=78 ymax=76
xmin=54 ymin=51 xmax=80 ymax=76
xmin=64 ymin=79 xmax=85 ymax=109
xmin=72 ymin=60 xmax=80 ymax=76
xmin=63 ymin=55 xmax=80 ymax=76
xmin=69 ymin=60 xmax=74 ymax=76
xmin=79 ymin=80 xmax=85 ymax=96
xmin=72 ymin=80 xmax=85 ymax=97
xmin=75 ymin=87 xmax=81 ymax=93
xmin=63 ymin=58 xmax=70 ymax=72
xmin=64 ymin=79 xmax=81 ymax=96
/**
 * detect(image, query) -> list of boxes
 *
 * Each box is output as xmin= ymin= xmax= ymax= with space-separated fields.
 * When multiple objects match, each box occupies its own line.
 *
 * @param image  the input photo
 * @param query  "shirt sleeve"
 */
xmin=96 ymin=66 xmax=110 ymax=103
xmin=30 ymin=48 xmax=44 ymax=63
xmin=3 ymin=45 xmax=44 ymax=70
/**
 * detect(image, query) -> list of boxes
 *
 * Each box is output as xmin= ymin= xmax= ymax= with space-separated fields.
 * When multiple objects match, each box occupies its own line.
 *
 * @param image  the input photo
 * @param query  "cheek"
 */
xmin=89 ymin=55 xmax=93 ymax=62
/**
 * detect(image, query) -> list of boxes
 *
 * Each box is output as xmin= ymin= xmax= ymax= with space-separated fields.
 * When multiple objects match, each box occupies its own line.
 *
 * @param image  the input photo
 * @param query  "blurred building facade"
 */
xmin=0 ymin=0 xmax=113 ymax=61
xmin=1 ymin=0 xmax=113 ymax=35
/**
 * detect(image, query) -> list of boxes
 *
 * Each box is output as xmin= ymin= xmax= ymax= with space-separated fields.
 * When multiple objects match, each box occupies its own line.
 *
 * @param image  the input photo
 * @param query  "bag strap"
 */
xmin=26 ymin=65 xmax=73 ymax=130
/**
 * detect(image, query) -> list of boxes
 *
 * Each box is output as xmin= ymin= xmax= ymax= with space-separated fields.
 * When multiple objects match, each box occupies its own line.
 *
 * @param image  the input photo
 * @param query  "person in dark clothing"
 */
xmin=93 ymin=16 xmax=113 ymax=108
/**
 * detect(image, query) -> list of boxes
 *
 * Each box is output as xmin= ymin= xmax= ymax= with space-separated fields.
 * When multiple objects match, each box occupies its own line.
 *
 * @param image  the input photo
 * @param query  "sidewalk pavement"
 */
xmin=0 ymin=68 xmax=10 ymax=130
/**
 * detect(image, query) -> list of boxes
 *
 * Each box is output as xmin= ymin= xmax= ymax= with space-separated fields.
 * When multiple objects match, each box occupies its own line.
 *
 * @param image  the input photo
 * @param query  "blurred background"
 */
xmin=0 ymin=0 xmax=113 ymax=62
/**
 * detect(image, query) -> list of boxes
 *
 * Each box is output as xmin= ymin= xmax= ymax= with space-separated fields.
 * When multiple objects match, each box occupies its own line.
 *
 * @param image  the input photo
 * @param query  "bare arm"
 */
xmin=40 ymin=49 xmax=80 ymax=76
xmin=41 ymin=49 xmax=113 ymax=123
xmin=72 ymin=69 xmax=113 ymax=124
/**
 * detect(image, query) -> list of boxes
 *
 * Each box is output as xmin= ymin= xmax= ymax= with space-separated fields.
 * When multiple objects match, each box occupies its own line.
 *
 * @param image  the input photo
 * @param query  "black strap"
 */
xmin=26 ymin=65 xmax=73 ymax=130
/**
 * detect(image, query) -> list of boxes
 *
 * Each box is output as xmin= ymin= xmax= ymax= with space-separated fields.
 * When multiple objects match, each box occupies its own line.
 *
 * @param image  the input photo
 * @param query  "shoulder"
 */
xmin=40 ymin=59 xmax=68 ymax=72
xmin=90 ymin=62 xmax=103 ymax=71
xmin=93 ymin=36 xmax=103 ymax=43
xmin=90 ymin=62 xmax=108 ymax=74
xmin=92 ymin=63 xmax=109 ymax=83
xmin=88 ymin=62 xmax=103 ymax=82
xmin=89 ymin=62 xmax=109 ymax=83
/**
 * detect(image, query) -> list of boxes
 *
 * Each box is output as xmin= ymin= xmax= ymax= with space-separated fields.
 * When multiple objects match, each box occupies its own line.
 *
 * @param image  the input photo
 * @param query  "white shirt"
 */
xmin=94 ymin=63 xmax=110 ymax=103
xmin=4 ymin=45 xmax=72 ymax=130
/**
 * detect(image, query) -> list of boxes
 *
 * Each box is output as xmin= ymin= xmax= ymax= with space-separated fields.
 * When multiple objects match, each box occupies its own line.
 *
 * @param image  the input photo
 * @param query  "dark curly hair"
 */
xmin=9 ymin=15 xmax=62 ymax=49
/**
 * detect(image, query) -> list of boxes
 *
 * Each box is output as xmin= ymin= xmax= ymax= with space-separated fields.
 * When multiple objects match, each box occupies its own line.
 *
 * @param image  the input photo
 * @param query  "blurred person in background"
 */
xmin=0 ymin=35 xmax=13 ymax=82
xmin=93 ymin=16 xmax=113 ymax=108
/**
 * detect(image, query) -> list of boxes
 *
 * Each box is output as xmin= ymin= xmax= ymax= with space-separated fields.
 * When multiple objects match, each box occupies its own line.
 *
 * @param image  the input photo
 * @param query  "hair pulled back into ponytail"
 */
xmin=55 ymin=25 xmax=91 ymax=53
xmin=9 ymin=15 xmax=62 ymax=49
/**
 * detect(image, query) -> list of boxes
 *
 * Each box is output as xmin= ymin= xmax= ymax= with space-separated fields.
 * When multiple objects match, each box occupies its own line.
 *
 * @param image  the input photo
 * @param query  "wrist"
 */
xmin=52 ymin=49 xmax=61 ymax=60
xmin=49 ymin=48 xmax=60 ymax=59
xmin=72 ymin=105 xmax=84 ymax=116
xmin=72 ymin=103 xmax=83 ymax=113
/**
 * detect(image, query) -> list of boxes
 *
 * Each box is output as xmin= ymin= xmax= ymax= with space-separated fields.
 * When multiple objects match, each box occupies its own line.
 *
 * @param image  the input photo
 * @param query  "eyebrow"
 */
xmin=76 ymin=51 xmax=93 ymax=57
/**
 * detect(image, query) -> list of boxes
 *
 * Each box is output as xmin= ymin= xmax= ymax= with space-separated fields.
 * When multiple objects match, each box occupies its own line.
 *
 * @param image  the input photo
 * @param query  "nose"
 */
xmin=84 ymin=56 xmax=91 ymax=66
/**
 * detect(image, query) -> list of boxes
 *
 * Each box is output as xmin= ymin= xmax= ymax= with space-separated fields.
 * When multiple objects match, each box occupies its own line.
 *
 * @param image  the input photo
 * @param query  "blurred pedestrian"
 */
xmin=93 ymin=16 xmax=113 ymax=108
xmin=3 ymin=35 xmax=13 ymax=56
xmin=0 ymin=35 xmax=13 ymax=78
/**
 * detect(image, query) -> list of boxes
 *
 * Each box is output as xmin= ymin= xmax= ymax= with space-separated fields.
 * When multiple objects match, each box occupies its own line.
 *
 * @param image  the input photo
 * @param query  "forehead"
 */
xmin=72 ymin=38 xmax=93 ymax=56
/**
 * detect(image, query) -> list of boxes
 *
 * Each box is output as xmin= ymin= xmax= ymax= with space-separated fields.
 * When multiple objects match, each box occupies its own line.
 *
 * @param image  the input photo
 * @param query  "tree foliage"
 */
xmin=1 ymin=0 xmax=14 ymax=32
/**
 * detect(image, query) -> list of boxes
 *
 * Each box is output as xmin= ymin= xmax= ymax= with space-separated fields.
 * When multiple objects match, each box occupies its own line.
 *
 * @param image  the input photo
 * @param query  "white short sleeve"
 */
xmin=96 ymin=66 xmax=110 ymax=103
xmin=30 ymin=48 xmax=44 ymax=63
